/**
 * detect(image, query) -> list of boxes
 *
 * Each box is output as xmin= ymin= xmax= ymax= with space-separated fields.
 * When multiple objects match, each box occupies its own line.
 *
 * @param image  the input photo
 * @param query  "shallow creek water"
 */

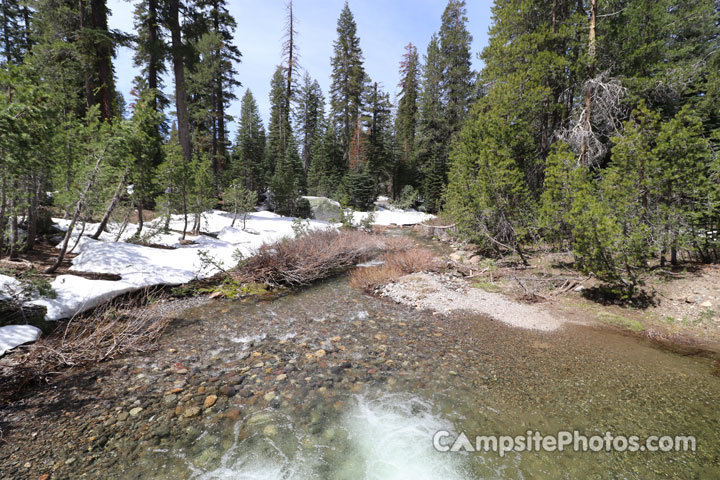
xmin=3 ymin=268 xmax=720 ymax=479
xmin=111 ymin=276 xmax=720 ymax=480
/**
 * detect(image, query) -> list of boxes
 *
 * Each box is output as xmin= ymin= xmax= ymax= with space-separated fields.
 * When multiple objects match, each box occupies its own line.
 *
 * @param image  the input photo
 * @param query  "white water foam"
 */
xmin=193 ymin=393 xmax=469 ymax=479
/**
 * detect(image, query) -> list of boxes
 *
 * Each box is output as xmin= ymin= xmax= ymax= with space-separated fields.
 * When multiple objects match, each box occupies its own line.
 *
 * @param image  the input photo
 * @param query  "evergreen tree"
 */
xmin=186 ymin=0 xmax=241 ymax=185
xmin=366 ymin=82 xmax=394 ymax=188
xmin=164 ymin=0 xmax=192 ymax=161
xmin=307 ymin=121 xmax=343 ymax=197
xmin=394 ymin=43 xmax=420 ymax=195
xmin=133 ymin=0 xmax=168 ymax=121
xmin=271 ymin=137 xmax=306 ymax=216
xmin=0 ymin=0 xmax=31 ymax=65
xmin=438 ymin=0 xmax=473 ymax=138
xmin=267 ymin=66 xmax=291 ymax=179
xmin=296 ymin=73 xmax=324 ymax=173
xmin=329 ymin=2 xmax=365 ymax=167
xmin=232 ymin=90 xmax=266 ymax=195
xmin=415 ymin=34 xmax=447 ymax=212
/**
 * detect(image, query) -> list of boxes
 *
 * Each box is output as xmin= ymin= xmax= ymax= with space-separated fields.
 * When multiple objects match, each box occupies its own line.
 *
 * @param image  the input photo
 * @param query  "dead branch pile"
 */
xmin=232 ymin=229 xmax=385 ymax=287
xmin=0 ymin=290 xmax=173 ymax=401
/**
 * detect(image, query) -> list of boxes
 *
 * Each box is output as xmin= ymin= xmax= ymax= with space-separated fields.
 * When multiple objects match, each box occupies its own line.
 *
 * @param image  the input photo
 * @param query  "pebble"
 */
xmin=204 ymin=395 xmax=218 ymax=408
xmin=264 ymin=391 xmax=276 ymax=402
xmin=183 ymin=407 xmax=201 ymax=418
xmin=314 ymin=349 xmax=326 ymax=358
xmin=129 ymin=407 xmax=143 ymax=417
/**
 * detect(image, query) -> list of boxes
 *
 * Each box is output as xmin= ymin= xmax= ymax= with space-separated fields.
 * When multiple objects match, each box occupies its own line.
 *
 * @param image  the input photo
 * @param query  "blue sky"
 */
xmin=108 ymin=0 xmax=492 ymax=131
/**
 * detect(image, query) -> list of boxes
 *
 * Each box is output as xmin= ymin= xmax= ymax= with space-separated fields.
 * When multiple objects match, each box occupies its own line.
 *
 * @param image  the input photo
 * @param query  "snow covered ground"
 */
xmin=350 ymin=207 xmax=433 ymax=226
xmin=0 ymin=205 xmax=433 ymax=356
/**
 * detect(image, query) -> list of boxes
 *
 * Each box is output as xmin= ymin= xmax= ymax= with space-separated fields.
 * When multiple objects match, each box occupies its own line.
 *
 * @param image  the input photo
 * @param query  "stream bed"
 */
xmin=2 ymin=276 xmax=720 ymax=479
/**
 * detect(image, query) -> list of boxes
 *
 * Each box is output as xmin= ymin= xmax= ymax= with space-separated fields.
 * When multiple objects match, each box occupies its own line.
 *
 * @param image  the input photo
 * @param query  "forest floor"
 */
xmin=405 ymin=234 xmax=720 ymax=355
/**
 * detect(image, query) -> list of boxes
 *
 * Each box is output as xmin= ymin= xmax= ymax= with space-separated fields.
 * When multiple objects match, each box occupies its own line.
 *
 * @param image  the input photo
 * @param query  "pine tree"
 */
xmin=445 ymin=95 xmax=536 ymax=263
xmin=394 ymin=43 xmax=420 ymax=194
xmin=415 ymin=34 xmax=447 ymax=213
xmin=296 ymin=73 xmax=324 ymax=173
xmin=164 ymin=0 xmax=192 ymax=161
xmin=267 ymin=66 xmax=291 ymax=179
xmin=307 ymin=121 xmax=343 ymax=197
xmin=271 ymin=137 xmax=306 ymax=216
xmin=0 ymin=0 xmax=31 ymax=65
xmin=232 ymin=90 xmax=266 ymax=194
xmin=330 ymin=2 xmax=365 ymax=168
xmin=133 ymin=0 xmax=168 ymax=118
xmin=438 ymin=0 xmax=473 ymax=139
xmin=186 ymin=0 xmax=241 ymax=185
xmin=366 ymin=82 xmax=393 ymax=188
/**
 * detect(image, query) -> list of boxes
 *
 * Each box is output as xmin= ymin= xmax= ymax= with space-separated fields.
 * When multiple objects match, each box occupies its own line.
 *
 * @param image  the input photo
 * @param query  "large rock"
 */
xmin=302 ymin=196 xmax=342 ymax=222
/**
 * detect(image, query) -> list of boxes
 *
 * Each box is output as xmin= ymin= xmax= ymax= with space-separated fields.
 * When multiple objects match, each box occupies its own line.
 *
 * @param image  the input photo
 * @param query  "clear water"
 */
xmin=125 ymin=277 xmax=720 ymax=479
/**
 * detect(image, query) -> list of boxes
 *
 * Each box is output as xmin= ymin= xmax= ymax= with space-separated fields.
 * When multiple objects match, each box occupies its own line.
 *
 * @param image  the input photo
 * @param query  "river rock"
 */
xmin=701 ymin=301 xmax=713 ymax=308
xmin=129 ymin=407 xmax=143 ymax=417
xmin=183 ymin=406 xmax=201 ymax=418
xmin=203 ymin=395 xmax=217 ymax=408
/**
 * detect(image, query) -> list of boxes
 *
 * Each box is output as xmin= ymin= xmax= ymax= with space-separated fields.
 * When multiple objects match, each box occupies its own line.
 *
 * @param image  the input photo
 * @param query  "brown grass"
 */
xmin=232 ymin=229 xmax=384 ymax=287
xmin=349 ymin=247 xmax=438 ymax=291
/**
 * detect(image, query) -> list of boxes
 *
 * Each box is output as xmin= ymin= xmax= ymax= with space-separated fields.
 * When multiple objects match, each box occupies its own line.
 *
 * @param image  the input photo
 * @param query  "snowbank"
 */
xmin=350 ymin=207 xmax=433 ymax=226
xmin=33 ymin=210 xmax=332 ymax=322
xmin=0 ymin=325 xmax=42 ymax=356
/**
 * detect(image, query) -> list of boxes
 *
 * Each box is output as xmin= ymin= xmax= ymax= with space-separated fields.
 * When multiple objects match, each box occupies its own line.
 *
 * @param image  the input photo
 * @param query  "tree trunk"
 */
xmin=168 ymin=0 xmax=192 ymax=162
xmin=91 ymin=171 xmax=127 ymax=239
xmin=8 ymin=211 xmax=18 ymax=261
xmin=136 ymin=201 xmax=144 ymax=237
xmin=580 ymin=0 xmax=597 ymax=166
xmin=45 ymin=151 xmax=105 ymax=274
xmin=22 ymin=179 xmax=39 ymax=252
xmin=147 ymin=0 xmax=159 ymax=107
xmin=0 ymin=172 xmax=7 ymax=253
xmin=90 ymin=0 xmax=114 ymax=120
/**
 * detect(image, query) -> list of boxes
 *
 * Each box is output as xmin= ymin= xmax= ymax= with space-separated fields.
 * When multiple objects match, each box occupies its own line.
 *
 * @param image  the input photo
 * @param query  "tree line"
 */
xmin=0 ymin=0 xmax=474 ymax=272
xmin=445 ymin=0 xmax=719 ymax=291
xmin=1 ymin=0 xmax=718 ymax=292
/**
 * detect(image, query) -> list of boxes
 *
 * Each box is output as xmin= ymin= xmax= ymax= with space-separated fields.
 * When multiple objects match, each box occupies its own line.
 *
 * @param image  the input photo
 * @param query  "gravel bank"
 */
xmin=379 ymin=272 xmax=563 ymax=332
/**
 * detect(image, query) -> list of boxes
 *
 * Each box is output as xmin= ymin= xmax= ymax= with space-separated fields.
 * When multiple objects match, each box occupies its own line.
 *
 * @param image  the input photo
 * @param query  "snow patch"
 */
xmin=0 ymin=325 xmax=42 ymax=356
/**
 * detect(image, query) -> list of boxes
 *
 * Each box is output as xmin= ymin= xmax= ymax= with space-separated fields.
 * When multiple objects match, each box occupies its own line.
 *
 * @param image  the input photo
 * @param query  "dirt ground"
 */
xmin=432 ymin=243 xmax=720 ymax=354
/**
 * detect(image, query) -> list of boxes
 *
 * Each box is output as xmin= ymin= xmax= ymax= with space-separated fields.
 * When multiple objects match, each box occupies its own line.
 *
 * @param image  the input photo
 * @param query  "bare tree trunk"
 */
xmin=136 ymin=202 xmax=144 ymax=237
xmin=8 ymin=211 xmax=18 ymax=260
xmin=22 ymin=180 xmax=38 ymax=252
xmin=580 ymin=0 xmax=597 ymax=166
xmin=114 ymin=208 xmax=131 ymax=242
xmin=0 ymin=172 xmax=7 ymax=253
xmin=91 ymin=171 xmax=127 ymax=239
xmin=46 ymin=151 xmax=105 ymax=274
xmin=68 ymin=220 xmax=86 ymax=254
xmin=181 ymin=190 xmax=188 ymax=241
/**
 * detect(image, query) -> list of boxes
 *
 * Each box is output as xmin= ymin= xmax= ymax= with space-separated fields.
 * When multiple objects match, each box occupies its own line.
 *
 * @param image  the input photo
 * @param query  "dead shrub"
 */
xmin=349 ymin=264 xmax=402 ymax=290
xmin=381 ymin=236 xmax=415 ymax=253
xmin=385 ymin=248 xmax=436 ymax=273
xmin=0 ymin=290 xmax=173 ymax=401
xmin=350 ymin=247 xmax=438 ymax=291
xmin=233 ymin=229 xmax=383 ymax=287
